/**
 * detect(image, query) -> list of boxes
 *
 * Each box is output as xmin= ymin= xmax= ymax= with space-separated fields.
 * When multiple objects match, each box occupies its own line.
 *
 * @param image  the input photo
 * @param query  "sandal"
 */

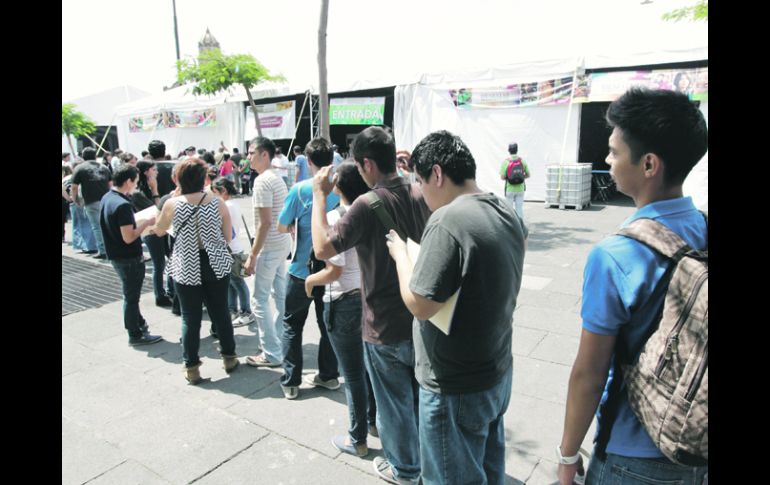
xmin=246 ymin=354 xmax=281 ymax=367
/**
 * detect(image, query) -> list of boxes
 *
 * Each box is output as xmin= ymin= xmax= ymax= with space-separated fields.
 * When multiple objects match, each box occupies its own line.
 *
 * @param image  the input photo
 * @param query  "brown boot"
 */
xmin=223 ymin=355 xmax=240 ymax=374
xmin=184 ymin=363 xmax=203 ymax=385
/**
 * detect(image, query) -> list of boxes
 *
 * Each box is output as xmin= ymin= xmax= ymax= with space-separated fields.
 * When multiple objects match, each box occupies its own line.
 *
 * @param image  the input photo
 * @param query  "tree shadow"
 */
xmin=525 ymin=221 xmax=595 ymax=252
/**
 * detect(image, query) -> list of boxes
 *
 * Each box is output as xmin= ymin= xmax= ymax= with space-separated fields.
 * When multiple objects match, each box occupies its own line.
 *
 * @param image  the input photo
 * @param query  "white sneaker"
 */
xmin=238 ymin=311 xmax=256 ymax=326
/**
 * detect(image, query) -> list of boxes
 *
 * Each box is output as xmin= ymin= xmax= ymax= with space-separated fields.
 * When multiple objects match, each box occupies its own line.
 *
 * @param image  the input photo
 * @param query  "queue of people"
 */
xmin=62 ymin=87 xmax=708 ymax=485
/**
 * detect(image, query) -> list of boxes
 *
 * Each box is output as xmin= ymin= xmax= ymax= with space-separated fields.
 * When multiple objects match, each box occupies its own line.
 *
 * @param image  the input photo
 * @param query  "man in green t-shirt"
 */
xmin=499 ymin=142 xmax=530 ymax=219
xmin=387 ymin=130 xmax=528 ymax=485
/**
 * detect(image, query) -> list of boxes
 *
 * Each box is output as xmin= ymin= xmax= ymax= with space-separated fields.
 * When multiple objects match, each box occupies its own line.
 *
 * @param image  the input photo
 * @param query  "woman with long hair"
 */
xmin=133 ymin=160 xmax=172 ymax=307
xmin=153 ymin=158 xmax=239 ymax=384
xmin=304 ymin=161 xmax=376 ymax=457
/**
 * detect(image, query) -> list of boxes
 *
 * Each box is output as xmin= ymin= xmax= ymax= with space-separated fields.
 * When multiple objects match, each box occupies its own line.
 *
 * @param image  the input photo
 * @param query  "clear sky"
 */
xmin=62 ymin=0 xmax=707 ymax=102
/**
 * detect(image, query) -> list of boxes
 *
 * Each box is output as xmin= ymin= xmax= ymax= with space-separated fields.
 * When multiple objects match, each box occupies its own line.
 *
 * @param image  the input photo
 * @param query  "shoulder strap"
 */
xmin=365 ymin=191 xmax=406 ymax=240
xmin=617 ymin=218 xmax=692 ymax=263
xmin=175 ymin=192 xmax=207 ymax=235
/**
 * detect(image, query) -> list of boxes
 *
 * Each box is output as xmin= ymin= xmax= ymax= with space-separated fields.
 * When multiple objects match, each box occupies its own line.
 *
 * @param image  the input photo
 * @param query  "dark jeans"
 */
xmin=111 ymin=256 xmax=148 ymax=339
xmin=143 ymin=234 xmax=167 ymax=301
xmin=280 ymin=275 xmax=339 ymax=387
xmin=175 ymin=250 xmax=236 ymax=368
xmin=323 ymin=292 xmax=367 ymax=444
xmin=586 ymin=452 xmax=708 ymax=484
xmin=62 ymin=198 xmax=69 ymax=240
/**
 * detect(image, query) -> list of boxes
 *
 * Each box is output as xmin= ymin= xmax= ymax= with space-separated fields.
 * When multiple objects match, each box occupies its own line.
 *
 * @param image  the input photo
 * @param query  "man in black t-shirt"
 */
xmin=100 ymin=165 xmax=163 ymax=346
xmin=72 ymin=147 xmax=112 ymax=259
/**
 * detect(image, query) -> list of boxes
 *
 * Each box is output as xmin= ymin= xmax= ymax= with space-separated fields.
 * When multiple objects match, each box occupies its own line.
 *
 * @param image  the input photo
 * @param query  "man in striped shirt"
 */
xmin=244 ymin=137 xmax=292 ymax=369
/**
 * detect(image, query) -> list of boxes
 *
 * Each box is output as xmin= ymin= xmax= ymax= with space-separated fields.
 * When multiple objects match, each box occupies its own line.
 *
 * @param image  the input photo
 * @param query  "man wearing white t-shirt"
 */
xmin=271 ymin=147 xmax=290 ymax=187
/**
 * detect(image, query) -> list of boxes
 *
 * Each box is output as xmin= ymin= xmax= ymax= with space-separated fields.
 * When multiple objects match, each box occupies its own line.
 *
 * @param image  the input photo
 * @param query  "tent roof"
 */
xmin=66 ymin=85 xmax=152 ymax=125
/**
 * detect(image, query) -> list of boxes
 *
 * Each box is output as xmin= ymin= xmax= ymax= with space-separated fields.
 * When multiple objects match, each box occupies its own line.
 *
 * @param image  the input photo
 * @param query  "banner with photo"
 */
xmin=574 ymin=68 xmax=708 ymax=103
xmin=129 ymin=108 xmax=217 ymax=133
xmin=329 ymin=97 xmax=385 ymax=125
xmin=447 ymin=67 xmax=707 ymax=109
xmin=245 ymin=101 xmax=296 ymax=140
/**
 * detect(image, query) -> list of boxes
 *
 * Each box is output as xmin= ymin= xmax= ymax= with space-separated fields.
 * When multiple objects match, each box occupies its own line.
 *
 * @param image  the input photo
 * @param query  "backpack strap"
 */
xmin=365 ymin=191 xmax=406 ymax=241
xmin=617 ymin=218 xmax=692 ymax=263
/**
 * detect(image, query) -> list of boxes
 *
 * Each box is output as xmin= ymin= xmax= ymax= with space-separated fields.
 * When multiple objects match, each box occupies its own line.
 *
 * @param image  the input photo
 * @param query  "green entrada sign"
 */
xmin=329 ymin=97 xmax=385 ymax=125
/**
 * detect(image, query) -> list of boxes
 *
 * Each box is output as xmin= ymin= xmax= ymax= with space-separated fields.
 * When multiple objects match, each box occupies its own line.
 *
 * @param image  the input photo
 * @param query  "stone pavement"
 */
xmin=62 ymin=196 xmax=636 ymax=485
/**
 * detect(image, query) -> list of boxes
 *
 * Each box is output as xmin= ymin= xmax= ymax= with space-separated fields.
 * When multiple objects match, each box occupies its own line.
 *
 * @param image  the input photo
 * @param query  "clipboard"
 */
xmin=406 ymin=238 xmax=460 ymax=336
xmin=134 ymin=205 xmax=159 ymax=237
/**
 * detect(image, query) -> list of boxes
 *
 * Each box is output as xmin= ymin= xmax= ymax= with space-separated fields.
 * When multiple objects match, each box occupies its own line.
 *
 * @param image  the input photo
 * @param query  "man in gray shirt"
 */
xmin=387 ymin=130 xmax=527 ymax=485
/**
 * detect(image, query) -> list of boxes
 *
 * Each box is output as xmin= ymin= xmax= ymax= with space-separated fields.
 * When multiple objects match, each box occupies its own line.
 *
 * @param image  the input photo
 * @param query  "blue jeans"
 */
xmin=251 ymin=248 xmax=288 ymax=364
xmin=70 ymin=204 xmax=96 ymax=251
xmin=586 ymin=452 xmax=708 ymax=485
xmin=364 ymin=340 xmax=421 ymax=481
xmin=419 ymin=365 xmax=513 ymax=485
xmin=142 ymin=234 xmax=167 ymax=300
xmin=280 ymin=275 xmax=339 ymax=386
xmin=505 ymin=191 xmax=524 ymax=219
xmin=323 ymin=292 xmax=367 ymax=444
xmin=175 ymin=250 xmax=236 ymax=368
xmin=228 ymin=274 xmax=252 ymax=314
xmin=110 ymin=256 xmax=148 ymax=339
xmin=84 ymin=201 xmax=106 ymax=255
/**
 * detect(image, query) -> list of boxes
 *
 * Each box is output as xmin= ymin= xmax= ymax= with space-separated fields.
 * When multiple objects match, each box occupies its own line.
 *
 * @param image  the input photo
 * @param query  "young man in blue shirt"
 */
xmin=557 ymin=88 xmax=708 ymax=484
xmin=276 ymin=138 xmax=341 ymax=399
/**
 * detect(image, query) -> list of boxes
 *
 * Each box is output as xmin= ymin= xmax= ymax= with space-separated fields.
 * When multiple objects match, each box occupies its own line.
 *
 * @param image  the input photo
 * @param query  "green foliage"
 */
xmin=176 ymin=49 xmax=286 ymax=96
xmin=663 ymin=0 xmax=707 ymax=22
xmin=62 ymin=103 xmax=96 ymax=137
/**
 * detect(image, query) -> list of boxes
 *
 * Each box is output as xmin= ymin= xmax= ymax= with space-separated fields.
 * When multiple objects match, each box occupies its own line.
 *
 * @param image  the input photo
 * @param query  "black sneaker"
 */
xmin=155 ymin=296 xmax=173 ymax=307
xmin=129 ymin=334 xmax=163 ymax=346
xmin=92 ymin=253 xmax=107 ymax=260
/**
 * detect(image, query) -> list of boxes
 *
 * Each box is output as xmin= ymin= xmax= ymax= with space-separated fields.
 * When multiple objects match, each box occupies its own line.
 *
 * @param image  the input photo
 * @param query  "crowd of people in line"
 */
xmin=61 ymin=87 xmax=708 ymax=485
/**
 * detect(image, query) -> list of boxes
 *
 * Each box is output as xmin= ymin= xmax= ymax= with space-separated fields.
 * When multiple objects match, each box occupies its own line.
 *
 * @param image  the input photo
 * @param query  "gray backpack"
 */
xmin=617 ymin=216 xmax=708 ymax=466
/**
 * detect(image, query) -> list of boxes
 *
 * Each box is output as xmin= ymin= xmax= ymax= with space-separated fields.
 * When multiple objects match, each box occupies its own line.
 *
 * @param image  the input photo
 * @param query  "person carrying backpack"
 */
xmin=557 ymin=87 xmax=708 ymax=485
xmin=499 ymin=142 xmax=530 ymax=219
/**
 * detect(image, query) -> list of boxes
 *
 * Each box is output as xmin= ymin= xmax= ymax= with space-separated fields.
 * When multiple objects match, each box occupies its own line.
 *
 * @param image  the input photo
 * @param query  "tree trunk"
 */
xmin=244 ymin=85 xmax=263 ymax=138
xmin=66 ymin=134 xmax=76 ymax=159
xmin=318 ymin=0 xmax=330 ymax=141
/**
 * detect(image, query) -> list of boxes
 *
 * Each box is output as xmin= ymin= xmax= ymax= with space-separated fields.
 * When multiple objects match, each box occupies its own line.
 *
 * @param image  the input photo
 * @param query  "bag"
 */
xmin=617 ymin=215 xmax=708 ymax=466
xmin=505 ymin=156 xmax=525 ymax=185
xmin=229 ymin=250 xmax=249 ymax=279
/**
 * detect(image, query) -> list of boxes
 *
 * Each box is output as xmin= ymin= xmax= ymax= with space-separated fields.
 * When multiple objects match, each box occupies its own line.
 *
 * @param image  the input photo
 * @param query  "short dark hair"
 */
xmin=114 ymin=149 xmax=123 ymax=157
xmin=508 ymin=143 xmax=518 ymax=155
xmin=335 ymin=161 xmax=370 ymax=204
xmin=223 ymin=153 xmax=230 ymax=161
xmin=113 ymin=164 xmax=139 ymax=187
xmin=176 ymin=158 xmax=208 ymax=194
xmin=185 ymin=146 xmax=196 ymax=153
xmin=352 ymin=126 xmax=396 ymax=174
xmin=82 ymin=147 xmax=97 ymax=161
xmin=411 ymin=130 xmax=476 ymax=185
xmin=606 ymin=87 xmax=708 ymax=187
xmin=120 ymin=152 xmax=136 ymax=164
xmin=233 ymin=147 xmax=239 ymax=154
xmin=304 ymin=138 xmax=333 ymax=168
xmin=250 ymin=136 xmax=276 ymax=160
xmin=201 ymin=151 xmax=216 ymax=165
xmin=141 ymin=151 xmax=149 ymax=157
xmin=211 ymin=177 xmax=237 ymax=196
xmin=148 ymin=140 xmax=166 ymax=159
xmin=62 ymin=152 xmax=70 ymax=160
xmin=293 ymin=145 xmax=302 ymax=153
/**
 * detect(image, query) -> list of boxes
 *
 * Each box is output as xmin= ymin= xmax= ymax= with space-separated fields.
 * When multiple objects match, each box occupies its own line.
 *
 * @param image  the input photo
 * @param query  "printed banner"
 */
xmin=573 ymin=68 xmax=708 ymax=103
xmin=244 ymin=101 xmax=296 ymax=140
xmin=448 ymin=67 xmax=708 ymax=109
xmin=329 ymin=97 xmax=385 ymax=125
xmin=449 ymin=77 xmax=574 ymax=109
xmin=129 ymin=108 xmax=216 ymax=132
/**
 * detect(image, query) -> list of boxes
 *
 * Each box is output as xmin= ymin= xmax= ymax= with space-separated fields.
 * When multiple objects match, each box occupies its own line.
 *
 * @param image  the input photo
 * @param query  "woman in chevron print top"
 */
xmin=154 ymin=158 xmax=240 ymax=384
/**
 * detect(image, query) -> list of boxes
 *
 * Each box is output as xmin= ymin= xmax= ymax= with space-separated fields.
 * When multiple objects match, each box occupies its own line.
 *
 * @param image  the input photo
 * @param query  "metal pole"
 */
xmin=172 ymin=0 xmax=181 ymax=63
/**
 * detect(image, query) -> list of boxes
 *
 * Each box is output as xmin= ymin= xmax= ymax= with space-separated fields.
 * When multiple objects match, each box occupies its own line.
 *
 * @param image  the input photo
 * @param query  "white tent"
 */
xmin=393 ymin=47 xmax=708 ymax=207
xmin=63 ymin=85 xmax=152 ymax=155
xmin=113 ymin=81 xmax=300 ymax=157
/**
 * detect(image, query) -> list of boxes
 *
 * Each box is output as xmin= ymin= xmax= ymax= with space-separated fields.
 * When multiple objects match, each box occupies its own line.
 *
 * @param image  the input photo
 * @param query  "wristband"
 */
xmin=152 ymin=194 xmax=160 ymax=198
xmin=555 ymin=446 xmax=581 ymax=465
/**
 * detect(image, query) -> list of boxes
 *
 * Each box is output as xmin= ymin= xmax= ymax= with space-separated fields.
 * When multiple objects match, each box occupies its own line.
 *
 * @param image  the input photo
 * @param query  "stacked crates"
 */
xmin=545 ymin=163 xmax=592 ymax=210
